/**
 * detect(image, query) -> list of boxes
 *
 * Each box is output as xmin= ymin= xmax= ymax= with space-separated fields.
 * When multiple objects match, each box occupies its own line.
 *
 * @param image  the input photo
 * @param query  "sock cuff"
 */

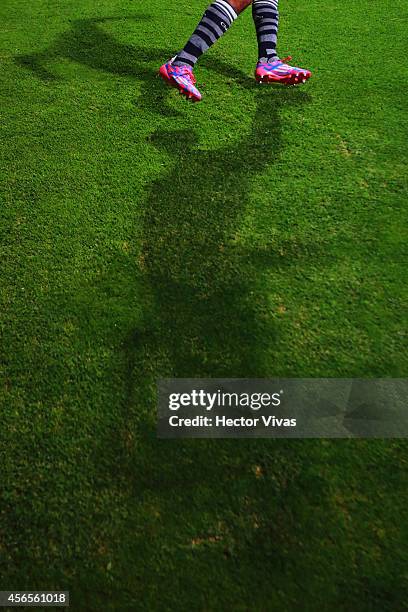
xmin=253 ymin=0 xmax=279 ymax=8
xmin=213 ymin=0 xmax=238 ymax=22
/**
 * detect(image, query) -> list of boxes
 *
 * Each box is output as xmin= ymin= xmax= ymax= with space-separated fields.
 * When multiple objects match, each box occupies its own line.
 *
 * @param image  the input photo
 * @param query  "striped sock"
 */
xmin=173 ymin=0 xmax=238 ymax=68
xmin=252 ymin=0 xmax=280 ymax=63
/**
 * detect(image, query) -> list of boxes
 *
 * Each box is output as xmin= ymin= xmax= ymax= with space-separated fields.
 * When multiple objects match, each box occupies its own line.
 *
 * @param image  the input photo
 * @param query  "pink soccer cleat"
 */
xmin=159 ymin=58 xmax=202 ymax=102
xmin=255 ymin=56 xmax=312 ymax=86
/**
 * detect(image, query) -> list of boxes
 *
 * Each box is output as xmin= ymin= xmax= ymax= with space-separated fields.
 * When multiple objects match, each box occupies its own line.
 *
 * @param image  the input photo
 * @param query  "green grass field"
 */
xmin=1 ymin=0 xmax=407 ymax=609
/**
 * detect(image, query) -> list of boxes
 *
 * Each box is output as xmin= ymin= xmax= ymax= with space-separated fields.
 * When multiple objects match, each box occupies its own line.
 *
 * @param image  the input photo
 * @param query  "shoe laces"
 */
xmin=259 ymin=56 xmax=292 ymax=69
xmin=175 ymin=64 xmax=196 ymax=84
xmin=271 ymin=56 xmax=293 ymax=68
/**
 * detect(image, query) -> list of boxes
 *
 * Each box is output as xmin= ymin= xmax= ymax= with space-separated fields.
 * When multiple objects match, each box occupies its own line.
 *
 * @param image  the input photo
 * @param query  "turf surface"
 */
xmin=0 ymin=0 xmax=407 ymax=609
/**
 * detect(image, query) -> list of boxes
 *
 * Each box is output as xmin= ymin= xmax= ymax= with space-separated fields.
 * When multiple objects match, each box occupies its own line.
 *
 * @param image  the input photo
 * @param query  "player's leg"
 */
xmin=159 ymin=0 xmax=252 ymax=101
xmin=174 ymin=0 xmax=252 ymax=68
xmin=252 ymin=0 xmax=311 ymax=85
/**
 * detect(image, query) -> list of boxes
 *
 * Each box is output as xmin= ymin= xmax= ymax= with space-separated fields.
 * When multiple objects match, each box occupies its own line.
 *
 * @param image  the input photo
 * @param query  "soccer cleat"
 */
xmin=255 ymin=56 xmax=312 ymax=86
xmin=158 ymin=58 xmax=202 ymax=102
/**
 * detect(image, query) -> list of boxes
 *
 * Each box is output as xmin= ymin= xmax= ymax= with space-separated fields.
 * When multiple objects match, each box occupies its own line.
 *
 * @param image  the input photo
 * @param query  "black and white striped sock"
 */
xmin=252 ymin=0 xmax=280 ymax=63
xmin=173 ymin=0 xmax=238 ymax=68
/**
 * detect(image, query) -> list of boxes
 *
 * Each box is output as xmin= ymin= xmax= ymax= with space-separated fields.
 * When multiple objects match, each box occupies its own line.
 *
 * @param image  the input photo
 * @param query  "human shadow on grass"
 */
xmin=108 ymin=85 xmax=319 ymax=607
xmin=111 ymin=49 xmax=314 ymax=606
xmin=16 ymin=16 xmax=323 ymax=603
